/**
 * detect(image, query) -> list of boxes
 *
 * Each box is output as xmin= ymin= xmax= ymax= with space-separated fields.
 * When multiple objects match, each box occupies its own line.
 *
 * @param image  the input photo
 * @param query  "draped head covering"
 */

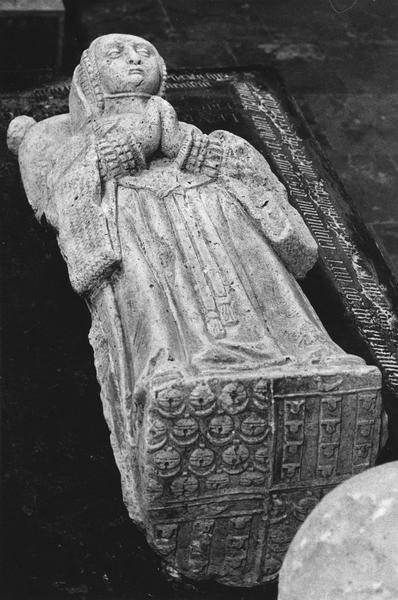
xmin=69 ymin=34 xmax=167 ymax=133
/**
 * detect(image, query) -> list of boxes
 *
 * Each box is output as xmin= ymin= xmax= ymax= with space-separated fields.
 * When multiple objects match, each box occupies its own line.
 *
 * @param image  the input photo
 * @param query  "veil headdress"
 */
xmin=69 ymin=35 xmax=167 ymax=133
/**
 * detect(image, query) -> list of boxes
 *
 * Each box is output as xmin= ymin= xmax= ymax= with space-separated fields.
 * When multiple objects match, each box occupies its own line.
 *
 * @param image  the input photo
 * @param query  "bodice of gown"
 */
xmin=105 ymin=157 xmax=353 ymax=388
xmin=118 ymin=156 xmax=214 ymax=195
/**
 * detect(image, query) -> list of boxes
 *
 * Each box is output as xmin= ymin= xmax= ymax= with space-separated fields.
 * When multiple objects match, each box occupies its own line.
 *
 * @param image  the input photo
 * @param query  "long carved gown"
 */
xmin=96 ymin=155 xmax=346 ymax=386
xmin=18 ymin=98 xmax=362 ymax=531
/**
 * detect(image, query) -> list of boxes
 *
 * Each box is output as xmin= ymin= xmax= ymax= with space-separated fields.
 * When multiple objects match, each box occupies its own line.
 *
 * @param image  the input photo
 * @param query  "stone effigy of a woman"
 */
xmin=8 ymin=34 xmax=382 ymax=586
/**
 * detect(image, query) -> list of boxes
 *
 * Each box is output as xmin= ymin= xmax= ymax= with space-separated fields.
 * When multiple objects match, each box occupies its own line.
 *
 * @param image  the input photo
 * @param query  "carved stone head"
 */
xmin=94 ymin=34 xmax=165 ymax=95
xmin=69 ymin=34 xmax=167 ymax=131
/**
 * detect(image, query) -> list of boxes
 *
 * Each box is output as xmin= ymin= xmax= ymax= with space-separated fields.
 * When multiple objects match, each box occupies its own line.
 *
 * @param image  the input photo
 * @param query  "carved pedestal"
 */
xmin=138 ymin=365 xmax=381 ymax=586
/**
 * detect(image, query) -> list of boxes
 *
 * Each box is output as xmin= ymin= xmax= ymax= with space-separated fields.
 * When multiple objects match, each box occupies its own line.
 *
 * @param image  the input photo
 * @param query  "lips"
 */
xmin=128 ymin=68 xmax=143 ymax=75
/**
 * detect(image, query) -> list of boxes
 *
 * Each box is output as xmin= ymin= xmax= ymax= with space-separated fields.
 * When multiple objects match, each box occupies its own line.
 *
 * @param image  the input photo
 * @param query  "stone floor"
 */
xmin=58 ymin=0 xmax=398 ymax=275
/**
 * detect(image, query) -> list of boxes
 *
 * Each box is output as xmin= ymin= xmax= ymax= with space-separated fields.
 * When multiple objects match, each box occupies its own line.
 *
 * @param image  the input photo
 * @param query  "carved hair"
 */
xmin=69 ymin=35 xmax=167 ymax=132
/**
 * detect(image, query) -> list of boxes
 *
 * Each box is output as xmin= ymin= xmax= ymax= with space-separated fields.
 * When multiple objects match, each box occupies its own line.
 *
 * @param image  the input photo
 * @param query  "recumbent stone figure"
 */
xmin=8 ymin=34 xmax=382 ymax=586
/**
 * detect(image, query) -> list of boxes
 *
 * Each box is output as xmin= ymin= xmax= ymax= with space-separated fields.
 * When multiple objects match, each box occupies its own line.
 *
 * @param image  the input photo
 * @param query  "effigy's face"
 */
xmin=94 ymin=35 xmax=161 ymax=95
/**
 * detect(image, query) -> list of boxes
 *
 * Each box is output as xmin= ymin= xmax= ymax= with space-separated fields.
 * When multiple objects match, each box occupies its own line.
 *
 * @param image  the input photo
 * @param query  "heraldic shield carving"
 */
xmin=141 ymin=370 xmax=381 ymax=585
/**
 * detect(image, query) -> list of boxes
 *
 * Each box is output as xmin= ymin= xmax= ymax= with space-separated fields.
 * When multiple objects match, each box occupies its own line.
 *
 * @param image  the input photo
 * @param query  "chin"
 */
xmin=127 ymin=74 xmax=144 ymax=85
xmin=113 ymin=84 xmax=141 ymax=94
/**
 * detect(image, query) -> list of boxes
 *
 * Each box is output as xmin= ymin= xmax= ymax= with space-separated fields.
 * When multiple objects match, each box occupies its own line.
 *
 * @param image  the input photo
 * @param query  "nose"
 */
xmin=126 ymin=46 xmax=141 ymax=64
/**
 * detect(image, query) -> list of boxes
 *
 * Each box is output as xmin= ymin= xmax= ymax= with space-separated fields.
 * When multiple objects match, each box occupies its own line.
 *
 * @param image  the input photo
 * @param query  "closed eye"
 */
xmin=136 ymin=45 xmax=151 ymax=57
xmin=107 ymin=48 xmax=122 ymax=59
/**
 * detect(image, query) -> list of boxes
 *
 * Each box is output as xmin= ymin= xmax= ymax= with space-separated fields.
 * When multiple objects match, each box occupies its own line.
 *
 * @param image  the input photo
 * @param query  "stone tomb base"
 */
xmin=139 ymin=364 xmax=382 ymax=586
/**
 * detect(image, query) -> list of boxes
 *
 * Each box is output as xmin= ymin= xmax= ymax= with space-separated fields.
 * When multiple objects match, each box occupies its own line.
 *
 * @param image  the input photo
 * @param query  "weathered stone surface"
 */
xmin=7 ymin=114 xmax=35 ymax=155
xmin=278 ymin=461 xmax=398 ymax=600
xmin=7 ymin=34 xmax=383 ymax=586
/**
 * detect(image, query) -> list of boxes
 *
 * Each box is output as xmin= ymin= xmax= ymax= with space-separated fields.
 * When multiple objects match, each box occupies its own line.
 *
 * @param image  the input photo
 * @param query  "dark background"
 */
xmin=1 ymin=1 xmax=398 ymax=599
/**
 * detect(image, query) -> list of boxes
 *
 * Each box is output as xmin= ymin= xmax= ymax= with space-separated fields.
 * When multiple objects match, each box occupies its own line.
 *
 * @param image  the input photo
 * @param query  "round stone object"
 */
xmin=278 ymin=462 xmax=398 ymax=600
xmin=7 ymin=115 xmax=36 ymax=156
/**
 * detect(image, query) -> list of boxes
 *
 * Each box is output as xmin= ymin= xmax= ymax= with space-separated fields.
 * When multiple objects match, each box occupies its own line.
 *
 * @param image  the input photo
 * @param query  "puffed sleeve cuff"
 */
xmin=57 ymin=182 xmax=122 ymax=296
xmin=93 ymin=121 xmax=146 ymax=181
xmin=176 ymin=129 xmax=223 ymax=177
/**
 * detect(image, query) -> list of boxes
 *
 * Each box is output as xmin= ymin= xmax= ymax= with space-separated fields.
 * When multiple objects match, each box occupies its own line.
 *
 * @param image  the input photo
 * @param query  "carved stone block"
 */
xmin=137 ymin=366 xmax=381 ymax=585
